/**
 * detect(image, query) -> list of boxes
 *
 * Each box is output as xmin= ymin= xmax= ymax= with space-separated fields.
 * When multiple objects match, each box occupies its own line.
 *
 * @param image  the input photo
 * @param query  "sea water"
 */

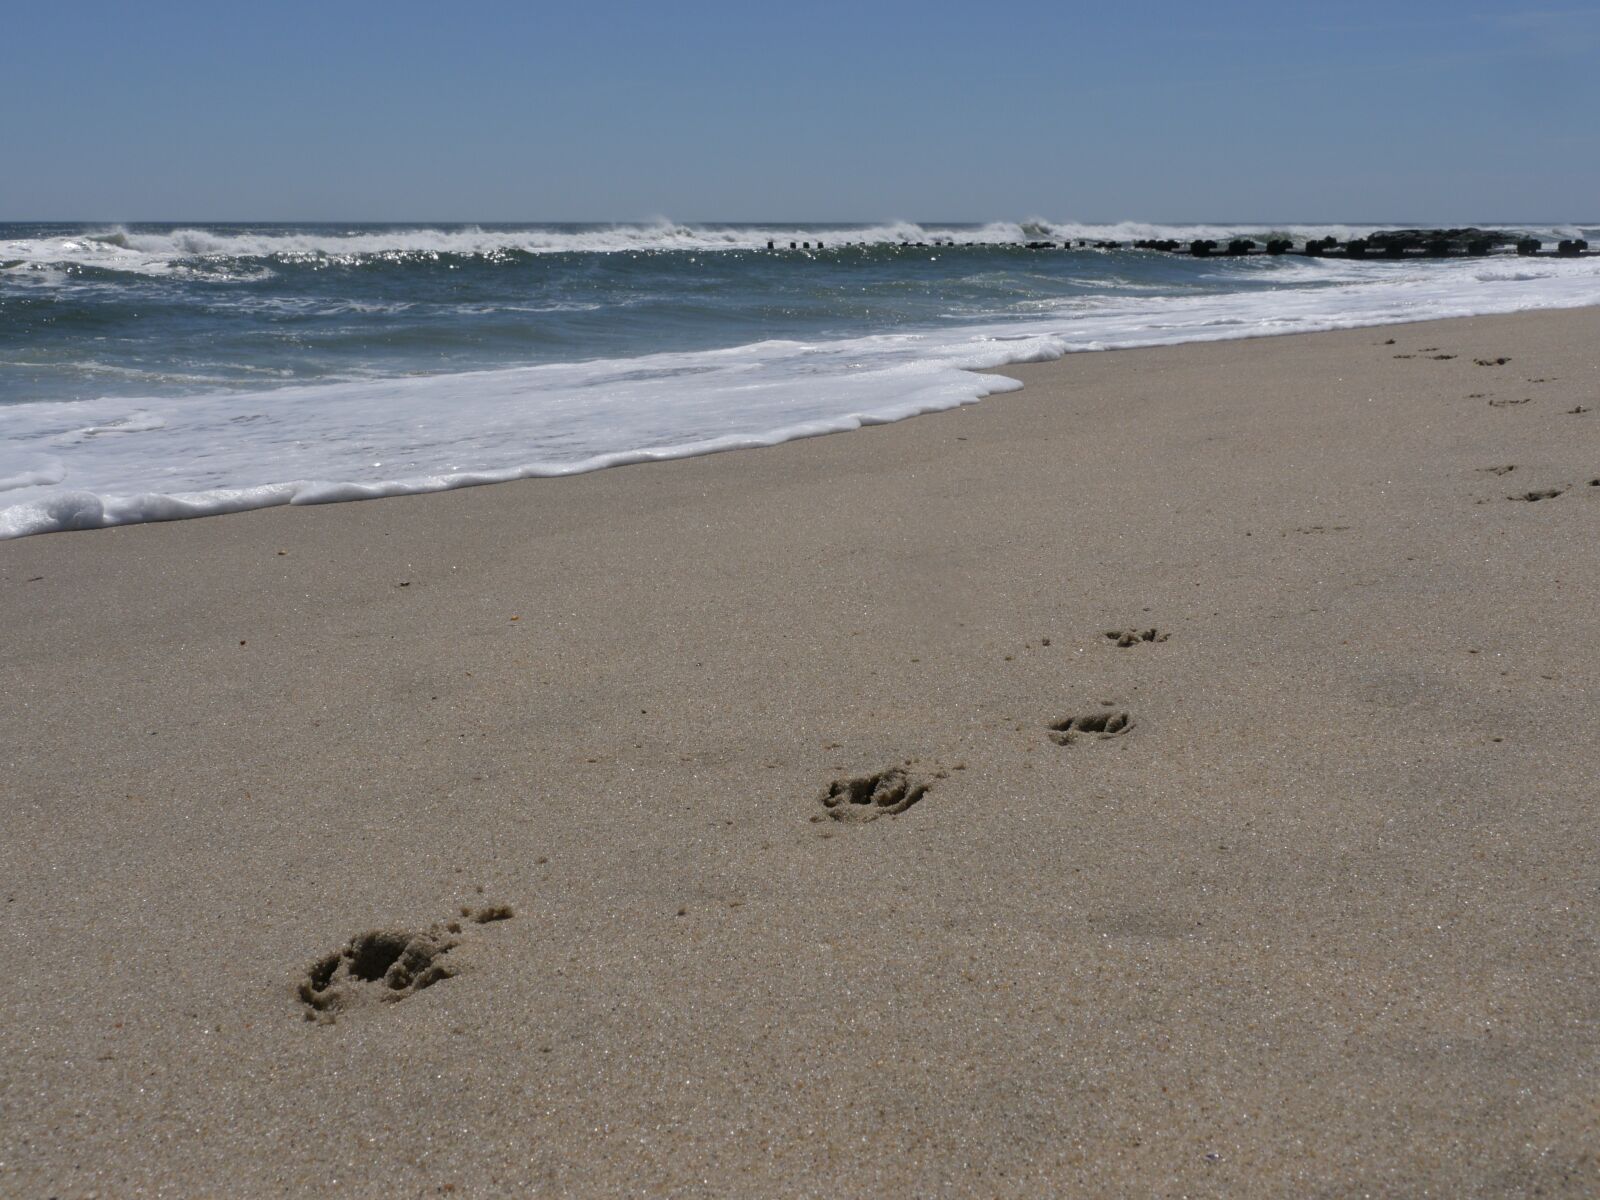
xmin=3 ymin=219 xmax=1598 ymax=538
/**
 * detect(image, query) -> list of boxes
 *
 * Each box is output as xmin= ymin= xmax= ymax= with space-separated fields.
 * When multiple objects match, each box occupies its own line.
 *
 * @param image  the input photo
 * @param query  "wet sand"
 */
xmin=2 ymin=307 xmax=1598 ymax=1197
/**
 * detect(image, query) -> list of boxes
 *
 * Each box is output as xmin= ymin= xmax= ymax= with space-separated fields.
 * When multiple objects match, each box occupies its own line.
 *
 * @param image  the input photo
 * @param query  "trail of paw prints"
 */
xmin=298 ymin=903 xmax=514 ymax=1023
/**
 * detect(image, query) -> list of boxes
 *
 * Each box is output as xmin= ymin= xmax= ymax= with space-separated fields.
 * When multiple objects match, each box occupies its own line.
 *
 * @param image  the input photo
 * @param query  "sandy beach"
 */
xmin=2 ymin=307 xmax=1597 ymax=1196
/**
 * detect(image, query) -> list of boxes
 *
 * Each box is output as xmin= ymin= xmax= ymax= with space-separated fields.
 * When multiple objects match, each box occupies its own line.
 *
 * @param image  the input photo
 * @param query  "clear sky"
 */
xmin=2 ymin=1 xmax=1595 ymax=222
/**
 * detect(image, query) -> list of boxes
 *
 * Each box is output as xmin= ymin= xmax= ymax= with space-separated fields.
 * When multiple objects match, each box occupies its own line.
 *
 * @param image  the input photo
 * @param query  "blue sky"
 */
xmin=2 ymin=1 xmax=1595 ymax=221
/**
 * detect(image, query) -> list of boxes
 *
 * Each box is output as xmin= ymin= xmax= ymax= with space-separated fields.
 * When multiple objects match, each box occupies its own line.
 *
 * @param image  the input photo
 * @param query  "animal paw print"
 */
xmin=1104 ymin=628 xmax=1168 ymax=647
xmin=816 ymin=767 xmax=930 ymax=823
xmin=299 ymin=904 xmax=513 ymax=1023
xmin=1048 ymin=711 xmax=1134 ymax=746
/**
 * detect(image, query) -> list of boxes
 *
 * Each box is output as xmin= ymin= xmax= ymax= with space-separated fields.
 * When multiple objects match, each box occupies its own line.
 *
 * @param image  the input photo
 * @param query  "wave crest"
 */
xmin=7 ymin=218 xmax=1593 ymax=279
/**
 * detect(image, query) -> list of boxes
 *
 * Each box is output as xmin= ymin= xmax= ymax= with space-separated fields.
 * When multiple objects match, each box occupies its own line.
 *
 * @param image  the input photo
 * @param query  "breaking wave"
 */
xmin=5 ymin=237 xmax=1600 ymax=538
xmin=4 ymin=218 xmax=1596 ymax=279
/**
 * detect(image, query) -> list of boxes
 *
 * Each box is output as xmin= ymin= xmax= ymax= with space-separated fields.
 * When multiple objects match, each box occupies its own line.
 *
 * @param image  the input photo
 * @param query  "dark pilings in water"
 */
xmin=757 ymin=227 xmax=1574 ymax=259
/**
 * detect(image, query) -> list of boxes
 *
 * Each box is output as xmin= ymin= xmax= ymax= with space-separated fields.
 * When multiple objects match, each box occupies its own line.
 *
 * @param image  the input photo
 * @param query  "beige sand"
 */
xmin=2 ymin=308 xmax=1597 ymax=1197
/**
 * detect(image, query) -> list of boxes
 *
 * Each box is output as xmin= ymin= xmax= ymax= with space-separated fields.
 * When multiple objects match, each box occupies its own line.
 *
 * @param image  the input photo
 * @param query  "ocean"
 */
xmin=4 ymin=219 xmax=1599 ymax=538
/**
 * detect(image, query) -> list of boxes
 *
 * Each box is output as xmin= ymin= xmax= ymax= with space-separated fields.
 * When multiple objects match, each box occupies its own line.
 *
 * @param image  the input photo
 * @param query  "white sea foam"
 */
xmin=3 ymin=218 xmax=1594 ymax=278
xmin=0 ymin=463 xmax=65 ymax=492
xmin=5 ymin=246 xmax=1600 ymax=539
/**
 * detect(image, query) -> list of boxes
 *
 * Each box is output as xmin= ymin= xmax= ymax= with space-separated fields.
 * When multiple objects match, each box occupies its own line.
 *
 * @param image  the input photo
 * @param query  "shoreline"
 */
xmin=9 ymin=293 xmax=1600 ymax=540
xmin=3 ymin=307 xmax=1598 ymax=1195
